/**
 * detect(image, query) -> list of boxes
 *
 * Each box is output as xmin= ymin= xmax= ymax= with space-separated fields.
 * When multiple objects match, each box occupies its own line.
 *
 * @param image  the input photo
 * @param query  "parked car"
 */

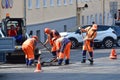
xmin=111 ymin=26 xmax=120 ymax=47
xmin=60 ymin=25 xmax=117 ymax=49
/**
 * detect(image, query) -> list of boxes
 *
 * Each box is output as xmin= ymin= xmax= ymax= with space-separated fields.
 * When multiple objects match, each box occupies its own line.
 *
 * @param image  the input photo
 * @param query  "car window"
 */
xmin=98 ymin=25 xmax=111 ymax=31
xmin=111 ymin=26 xmax=120 ymax=36
xmin=82 ymin=25 xmax=91 ymax=29
xmin=69 ymin=25 xmax=113 ymax=32
xmin=82 ymin=25 xmax=112 ymax=31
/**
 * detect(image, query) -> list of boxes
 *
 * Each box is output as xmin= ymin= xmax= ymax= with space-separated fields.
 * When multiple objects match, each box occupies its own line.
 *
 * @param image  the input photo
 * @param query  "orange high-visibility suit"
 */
xmin=22 ymin=37 xmax=37 ymax=66
xmin=45 ymin=30 xmax=60 ymax=52
xmin=55 ymin=37 xmax=71 ymax=65
xmin=44 ymin=28 xmax=60 ymax=62
xmin=81 ymin=24 xmax=97 ymax=64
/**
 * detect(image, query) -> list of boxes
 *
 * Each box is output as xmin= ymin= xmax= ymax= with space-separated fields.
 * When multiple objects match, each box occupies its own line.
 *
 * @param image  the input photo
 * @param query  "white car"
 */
xmin=60 ymin=25 xmax=117 ymax=49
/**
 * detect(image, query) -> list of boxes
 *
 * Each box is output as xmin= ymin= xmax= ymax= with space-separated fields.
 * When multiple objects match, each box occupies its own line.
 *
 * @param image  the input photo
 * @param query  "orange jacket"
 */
xmin=55 ymin=37 xmax=71 ymax=59
xmin=82 ymin=27 xmax=97 ymax=51
xmin=22 ymin=38 xmax=36 ymax=59
xmin=81 ymin=26 xmax=97 ymax=41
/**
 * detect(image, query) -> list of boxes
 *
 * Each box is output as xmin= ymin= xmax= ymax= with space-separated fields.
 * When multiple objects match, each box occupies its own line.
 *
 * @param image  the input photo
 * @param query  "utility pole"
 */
xmin=102 ymin=0 xmax=105 ymax=25
xmin=24 ymin=0 xmax=26 ymax=27
xmin=76 ymin=0 xmax=79 ymax=27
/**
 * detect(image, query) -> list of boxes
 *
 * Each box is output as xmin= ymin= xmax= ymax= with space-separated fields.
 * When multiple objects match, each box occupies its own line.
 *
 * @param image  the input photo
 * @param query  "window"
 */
xmin=64 ymin=25 xmax=67 ymax=32
xmin=88 ymin=16 xmax=91 ymax=24
xmin=64 ymin=0 xmax=67 ymax=5
xmin=95 ymin=14 xmax=98 ymax=24
xmin=87 ymin=16 xmax=89 ymax=24
xmin=97 ymin=25 xmax=110 ymax=31
xmin=36 ymin=30 xmax=40 ymax=41
xmin=82 ymin=15 xmax=84 ymax=25
xmin=36 ymin=0 xmax=40 ymax=8
xmin=50 ymin=0 xmax=54 ymax=6
xmin=90 ymin=15 xmax=93 ymax=24
xmin=29 ymin=30 xmax=33 ymax=37
xmin=104 ymin=12 xmax=107 ymax=25
xmin=99 ymin=13 xmax=102 ymax=24
xmin=43 ymin=0 xmax=47 ymax=7
xmin=57 ymin=0 xmax=61 ymax=6
xmin=107 ymin=13 xmax=109 ymax=24
xmin=69 ymin=0 xmax=73 ymax=4
xmin=28 ymin=0 xmax=32 ymax=9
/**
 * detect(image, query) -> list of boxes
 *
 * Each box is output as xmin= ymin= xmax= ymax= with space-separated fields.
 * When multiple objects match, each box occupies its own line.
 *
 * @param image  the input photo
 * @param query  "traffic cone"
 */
xmin=109 ymin=48 xmax=117 ymax=59
xmin=34 ymin=57 xmax=42 ymax=72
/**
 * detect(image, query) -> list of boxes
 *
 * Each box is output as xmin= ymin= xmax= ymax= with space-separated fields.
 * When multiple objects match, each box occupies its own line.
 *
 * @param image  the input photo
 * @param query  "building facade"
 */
xmin=1 ymin=0 xmax=120 ymax=42
xmin=0 ymin=0 xmax=77 ymax=42
xmin=78 ymin=0 xmax=120 ymax=26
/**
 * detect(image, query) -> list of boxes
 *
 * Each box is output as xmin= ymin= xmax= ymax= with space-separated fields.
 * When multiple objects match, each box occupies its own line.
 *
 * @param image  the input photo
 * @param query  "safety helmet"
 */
xmin=32 ymin=35 xmax=38 ymax=41
xmin=92 ymin=24 xmax=97 ymax=30
xmin=44 ymin=28 xmax=51 ymax=34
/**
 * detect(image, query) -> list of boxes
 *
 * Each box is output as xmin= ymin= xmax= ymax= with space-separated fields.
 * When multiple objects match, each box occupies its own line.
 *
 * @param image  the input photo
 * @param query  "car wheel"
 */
xmin=69 ymin=38 xmax=78 ymax=49
xmin=116 ymin=38 xmax=120 ymax=47
xmin=103 ymin=38 xmax=114 ymax=48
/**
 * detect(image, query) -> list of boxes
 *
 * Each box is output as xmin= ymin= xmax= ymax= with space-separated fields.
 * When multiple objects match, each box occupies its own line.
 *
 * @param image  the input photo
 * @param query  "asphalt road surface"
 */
xmin=0 ymin=48 xmax=120 ymax=80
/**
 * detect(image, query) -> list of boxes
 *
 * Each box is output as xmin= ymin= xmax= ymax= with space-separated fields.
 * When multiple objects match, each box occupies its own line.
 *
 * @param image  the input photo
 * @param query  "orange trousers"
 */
xmin=82 ymin=40 xmax=93 ymax=52
xmin=51 ymin=43 xmax=56 ymax=52
xmin=22 ymin=45 xmax=35 ymax=60
xmin=59 ymin=42 xmax=71 ymax=59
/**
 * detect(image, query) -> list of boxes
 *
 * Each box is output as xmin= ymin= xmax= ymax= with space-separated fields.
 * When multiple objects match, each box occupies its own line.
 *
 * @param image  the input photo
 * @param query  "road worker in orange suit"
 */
xmin=44 ymin=28 xmax=61 ymax=62
xmin=80 ymin=24 xmax=97 ymax=64
xmin=53 ymin=32 xmax=71 ymax=65
xmin=22 ymin=35 xmax=38 ymax=66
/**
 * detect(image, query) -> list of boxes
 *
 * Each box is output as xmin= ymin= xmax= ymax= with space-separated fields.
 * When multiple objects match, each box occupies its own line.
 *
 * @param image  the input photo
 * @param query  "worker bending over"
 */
xmin=44 ymin=28 xmax=61 ymax=62
xmin=22 ymin=35 xmax=38 ymax=66
xmin=53 ymin=31 xmax=71 ymax=65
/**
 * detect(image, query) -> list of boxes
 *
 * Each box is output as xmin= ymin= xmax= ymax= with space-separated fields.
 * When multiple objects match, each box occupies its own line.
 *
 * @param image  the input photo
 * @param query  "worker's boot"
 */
xmin=58 ymin=59 xmax=63 ymax=66
xmin=81 ymin=59 xmax=86 ymax=63
xmin=26 ymin=59 xmax=29 ymax=66
xmin=28 ymin=59 xmax=34 ymax=66
xmin=88 ymin=52 xmax=94 ymax=65
xmin=65 ymin=59 xmax=69 ymax=65
xmin=88 ymin=58 xmax=94 ymax=65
